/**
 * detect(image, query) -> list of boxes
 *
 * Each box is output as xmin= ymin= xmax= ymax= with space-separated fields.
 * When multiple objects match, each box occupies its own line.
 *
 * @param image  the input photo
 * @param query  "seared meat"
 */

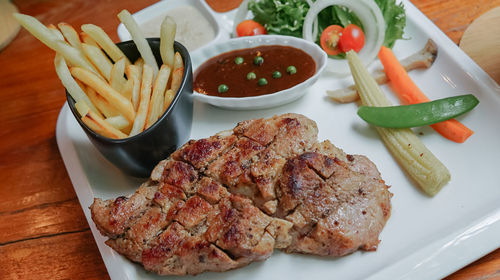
xmin=91 ymin=159 xmax=292 ymax=275
xmin=90 ymin=113 xmax=391 ymax=275
xmin=276 ymin=142 xmax=391 ymax=256
xmin=172 ymin=113 xmax=318 ymax=214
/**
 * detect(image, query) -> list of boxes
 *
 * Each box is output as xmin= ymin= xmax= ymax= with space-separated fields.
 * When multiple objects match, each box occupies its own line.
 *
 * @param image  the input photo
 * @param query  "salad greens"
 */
xmin=249 ymin=0 xmax=309 ymax=37
xmin=317 ymin=6 xmax=363 ymax=36
xmin=248 ymin=0 xmax=406 ymax=48
xmin=374 ymin=0 xmax=406 ymax=48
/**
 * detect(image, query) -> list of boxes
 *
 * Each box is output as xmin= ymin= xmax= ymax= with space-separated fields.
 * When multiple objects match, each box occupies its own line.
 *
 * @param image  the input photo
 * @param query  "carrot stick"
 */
xmin=378 ymin=46 xmax=473 ymax=143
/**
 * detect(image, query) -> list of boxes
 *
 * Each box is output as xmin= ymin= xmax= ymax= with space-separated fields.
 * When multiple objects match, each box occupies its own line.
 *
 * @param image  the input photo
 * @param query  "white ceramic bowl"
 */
xmin=116 ymin=0 xmax=229 ymax=51
xmin=191 ymin=35 xmax=327 ymax=110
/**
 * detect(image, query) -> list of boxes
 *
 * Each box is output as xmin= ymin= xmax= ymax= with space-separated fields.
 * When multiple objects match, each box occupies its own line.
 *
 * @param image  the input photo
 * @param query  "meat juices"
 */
xmin=90 ymin=113 xmax=392 ymax=275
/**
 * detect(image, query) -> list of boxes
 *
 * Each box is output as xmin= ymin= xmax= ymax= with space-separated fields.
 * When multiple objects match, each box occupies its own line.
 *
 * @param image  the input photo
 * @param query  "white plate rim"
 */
xmin=56 ymin=1 xmax=500 ymax=279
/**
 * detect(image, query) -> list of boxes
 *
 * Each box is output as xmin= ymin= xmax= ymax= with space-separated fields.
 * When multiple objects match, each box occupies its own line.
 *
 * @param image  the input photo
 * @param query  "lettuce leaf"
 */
xmin=374 ymin=0 xmax=406 ymax=48
xmin=248 ymin=0 xmax=406 ymax=48
xmin=248 ymin=0 xmax=309 ymax=37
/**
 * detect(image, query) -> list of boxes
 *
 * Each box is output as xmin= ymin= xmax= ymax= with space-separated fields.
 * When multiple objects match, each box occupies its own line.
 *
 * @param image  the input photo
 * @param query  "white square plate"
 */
xmin=57 ymin=1 xmax=500 ymax=279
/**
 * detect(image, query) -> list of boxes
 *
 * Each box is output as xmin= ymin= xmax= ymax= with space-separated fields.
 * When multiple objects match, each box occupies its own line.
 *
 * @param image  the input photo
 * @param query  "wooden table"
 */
xmin=1 ymin=0 xmax=499 ymax=279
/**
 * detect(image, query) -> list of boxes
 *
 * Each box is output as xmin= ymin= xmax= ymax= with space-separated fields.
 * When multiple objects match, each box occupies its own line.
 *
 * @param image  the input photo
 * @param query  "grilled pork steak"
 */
xmin=90 ymin=113 xmax=392 ymax=275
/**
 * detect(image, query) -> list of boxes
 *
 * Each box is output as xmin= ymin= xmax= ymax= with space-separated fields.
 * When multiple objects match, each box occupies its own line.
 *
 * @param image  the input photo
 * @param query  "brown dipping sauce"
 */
xmin=193 ymin=45 xmax=316 ymax=98
xmin=205 ymin=0 xmax=243 ymax=13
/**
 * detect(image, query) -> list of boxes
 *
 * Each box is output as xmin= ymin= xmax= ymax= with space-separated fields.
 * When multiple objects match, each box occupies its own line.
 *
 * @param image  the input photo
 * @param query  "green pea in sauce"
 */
xmin=193 ymin=45 xmax=316 ymax=98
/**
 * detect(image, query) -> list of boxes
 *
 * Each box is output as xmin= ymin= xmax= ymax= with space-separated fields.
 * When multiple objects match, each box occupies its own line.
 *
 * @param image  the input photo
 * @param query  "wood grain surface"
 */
xmin=0 ymin=0 xmax=499 ymax=279
xmin=460 ymin=6 xmax=500 ymax=84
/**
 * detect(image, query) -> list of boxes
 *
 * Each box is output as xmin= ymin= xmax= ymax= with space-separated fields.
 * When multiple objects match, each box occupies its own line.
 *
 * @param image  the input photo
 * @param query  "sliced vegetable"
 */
xmin=339 ymin=24 xmax=365 ymax=53
xmin=303 ymin=0 xmax=385 ymax=75
xmin=378 ymin=46 xmax=474 ymax=143
xmin=358 ymin=94 xmax=479 ymax=128
xmin=327 ymin=39 xmax=438 ymax=103
xmin=347 ymin=50 xmax=450 ymax=196
xmin=236 ymin=19 xmax=267 ymax=37
xmin=378 ymin=46 xmax=430 ymax=104
xmin=320 ymin=25 xmax=343 ymax=55
xmin=242 ymin=0 xmax=406 ymax=48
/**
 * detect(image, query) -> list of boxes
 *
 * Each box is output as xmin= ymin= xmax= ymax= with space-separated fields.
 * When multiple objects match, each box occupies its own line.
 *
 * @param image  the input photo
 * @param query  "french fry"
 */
xmin=54 ymin=54 xmax=102 ymax=117
xmin=173 ymin=52 xmax=184 ymax=71
xmin=164 ymin=89 xmax=175 ymax=112
xmin=160 ymin=16 xmax=176 ymax=67
xmin=170 ymin=52 xmax=184 ymax=93
xmin=75 ymin=101 xmax=103 ymax=135
xmin=125 ymin=65 xmax=141 ymax=111
xmin=74 ymin=80 xmax=105 ymax=119
xmin=81 ymin=43 xmax=113 ymax=81
xmin=134 ymin=57 xmax=144 ymax=82
xmin=121 ymin=78 xmax=134 ymax=101
xmin=146 ymin=65 xmax=171 ymax=129
xmin=81 ymin=24 xmax=131 ymax=65
xmin=47 ymin=24 xmax=65 ymax=41
xmin=55 ymin=40 xmax=100 ymax=74
xmin=18 ymin=12 xmax=186 ymax=139
xmin=58 ymin=22 xmax=82 ymax=50
xmin=84 ymin=85 xmax=120 ymax=118
xmin=134 ymin=57 xmax=144 ymax=67
xmin=118 ymin=10 xmax=159 ymax=75
xmin=170 ymin=69 xmax=183 ymax=94
xmin=75 ymin=101 xmax=95 ymax=120
xmin=110 ymin=57 xmax=127 ymax=93
xmin=15 ymin=13 xmax=60 ymax=46
xmin=71 ymin=67 xmax=135 ymax=122
xmin=130 ymin=65 xmax=153 ymax=136
xmin=13 ymin=13 xmax=98 ymax=74
xmin=75 ymin=101 xmax=127 ymax=139
xmin=105 ymin=115 xmax=130 ymax=131
xmin=80 ymin=32 xmax=99 ymax=48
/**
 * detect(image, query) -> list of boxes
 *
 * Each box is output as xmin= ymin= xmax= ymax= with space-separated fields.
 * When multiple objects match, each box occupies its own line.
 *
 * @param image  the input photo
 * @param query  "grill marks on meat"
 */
xmin=92 ymin=158 xmax=284 ymax=275
xmin=205 ymin=137 xmax=265 ymax=188
xmin=172 ymin=114 xmax=319 ymax=215
xmin=171 ymin=131 xmax=237 ymax=171
xmin=105 ymin=205 xmax=168 ymax=262
xmin=228 ymin=114 xmax=319 ymax=213
xmin=90 ymin=181 xmax=158 ymax=238
xmin=142 ymin=221 xmax=238 ymax=275
xmin=276 ymin=148 xmax=391 ymax=256
xmin=90 ymin=113 xmax=392 ymax=275
xmin=141 ymin=194 xmax=279 ymax=275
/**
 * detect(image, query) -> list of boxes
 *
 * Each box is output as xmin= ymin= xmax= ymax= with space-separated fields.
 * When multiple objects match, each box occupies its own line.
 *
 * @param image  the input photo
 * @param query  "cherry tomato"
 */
xmin=236 ymin=20 xmax=267 ymax=37
xmin=339 ymin=24 xmax=365 ymax=53
xmin=320 ymin=25 xmax=344 ymax=56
